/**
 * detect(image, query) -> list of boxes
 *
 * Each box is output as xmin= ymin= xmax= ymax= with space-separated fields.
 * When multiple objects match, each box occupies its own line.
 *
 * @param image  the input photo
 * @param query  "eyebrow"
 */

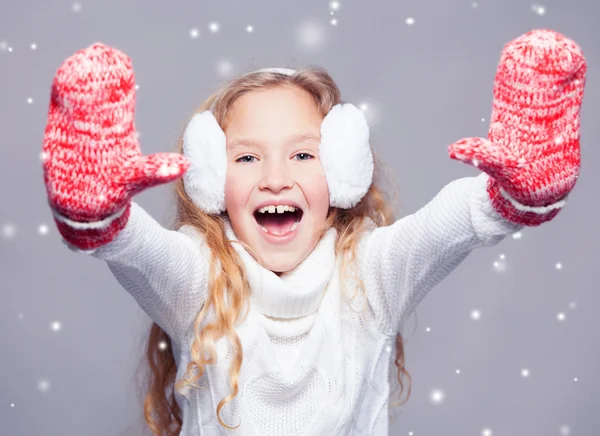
xmin=227 ymin=133 xmax=320 ymax=150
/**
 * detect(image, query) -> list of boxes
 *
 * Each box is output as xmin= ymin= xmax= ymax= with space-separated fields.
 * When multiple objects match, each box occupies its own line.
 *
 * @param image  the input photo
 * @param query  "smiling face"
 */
xmin=223 ymin=85 xmax=330 ymax=274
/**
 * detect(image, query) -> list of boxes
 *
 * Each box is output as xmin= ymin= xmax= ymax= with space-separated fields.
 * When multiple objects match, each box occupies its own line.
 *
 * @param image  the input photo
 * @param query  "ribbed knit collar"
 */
xmin=223 ymin=219 xmax=337 ymax=319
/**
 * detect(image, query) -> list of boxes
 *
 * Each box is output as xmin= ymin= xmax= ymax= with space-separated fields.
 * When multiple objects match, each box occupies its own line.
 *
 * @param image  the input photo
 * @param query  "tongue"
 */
xmin=256 ymin=212 xmax=297 ymax=235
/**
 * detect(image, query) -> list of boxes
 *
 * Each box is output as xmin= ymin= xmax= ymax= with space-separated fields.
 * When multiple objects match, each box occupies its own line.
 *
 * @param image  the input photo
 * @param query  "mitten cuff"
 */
xmin=51 ymin=203 xmax=131 ymax=253
xmin=487 ymin=178 xmax=568 ymax=227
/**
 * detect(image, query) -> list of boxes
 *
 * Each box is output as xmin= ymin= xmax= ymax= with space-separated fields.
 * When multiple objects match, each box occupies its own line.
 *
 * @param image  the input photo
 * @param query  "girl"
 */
xmin=42 ymin=29 xmax=586 ymax=436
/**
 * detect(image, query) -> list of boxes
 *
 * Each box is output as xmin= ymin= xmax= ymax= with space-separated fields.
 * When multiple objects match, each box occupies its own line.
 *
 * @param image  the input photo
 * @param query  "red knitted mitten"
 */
xmin=448 ymin=29 xmax=586 ymax=226
xmin=42 ymin=43 xmax=190 ymax=252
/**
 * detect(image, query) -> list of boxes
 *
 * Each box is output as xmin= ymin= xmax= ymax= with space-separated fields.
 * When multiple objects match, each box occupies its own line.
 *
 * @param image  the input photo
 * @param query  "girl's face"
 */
xmin=223 ymin=85 xmax=330 ymax=274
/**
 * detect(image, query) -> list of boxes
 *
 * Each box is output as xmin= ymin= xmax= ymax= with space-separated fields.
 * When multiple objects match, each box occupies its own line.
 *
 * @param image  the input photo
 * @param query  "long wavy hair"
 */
xmin=137 ymin=66 xmax=412 ymax=435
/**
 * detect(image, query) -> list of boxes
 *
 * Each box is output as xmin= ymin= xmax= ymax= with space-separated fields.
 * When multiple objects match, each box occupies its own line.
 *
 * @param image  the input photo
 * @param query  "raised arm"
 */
xmin=42 ymin=44 xmax=202 ymax=343
xmin=64 ymin=202 xmax=210 ymax=343
xmin=360 ymin=29 xmax=586 ymax=335
xmin=360 ymin=173 xmax=522 ymax=334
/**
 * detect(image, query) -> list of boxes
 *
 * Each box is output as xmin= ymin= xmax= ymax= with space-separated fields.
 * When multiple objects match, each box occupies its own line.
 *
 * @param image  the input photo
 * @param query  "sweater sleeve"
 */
xmin=75 ymin=201 xmax=210 ymax=343
xmin=359 ymin=172 xmax=524 ymax=335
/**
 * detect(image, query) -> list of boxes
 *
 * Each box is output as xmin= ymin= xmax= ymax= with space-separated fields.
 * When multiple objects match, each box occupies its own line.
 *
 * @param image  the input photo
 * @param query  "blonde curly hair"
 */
xmin=138 ymin=66 xmax=412 ymax=435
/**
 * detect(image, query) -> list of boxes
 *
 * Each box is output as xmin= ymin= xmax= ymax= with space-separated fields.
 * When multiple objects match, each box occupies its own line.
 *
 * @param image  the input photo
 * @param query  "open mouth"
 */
xmin=253 ymin=206 xmax=304 ymax=236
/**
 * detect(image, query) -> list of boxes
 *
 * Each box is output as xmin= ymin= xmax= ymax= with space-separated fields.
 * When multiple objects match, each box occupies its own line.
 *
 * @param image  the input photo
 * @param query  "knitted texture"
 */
xmin=448 ymin=29 xmax=586 ymax=226
xmin=82 ymin=173 xmax=522 ymax=436
xmin=42 ymin=43 xmax=190 ymax=251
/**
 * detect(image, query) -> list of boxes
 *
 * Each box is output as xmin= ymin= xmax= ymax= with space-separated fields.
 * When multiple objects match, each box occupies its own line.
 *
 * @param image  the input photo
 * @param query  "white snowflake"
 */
xmin=38 ymin=379 xmax=51 ymax=393
xmin=493 ymin=253 xmax=507 ymax=273
xmin=429 ymin=388 xmax=445 ymax=404
xmin=297 ymin=21 xmax=325 ymax=49
xmin=2 ymin=224 xmax=16 ymax=238
xmin=559 ymin=425 xmax=571 ymax=435
xmin=531 ymin=4 xmax=546 ymax=15
xmin=216 ymin=59 xmax=234 ymax=77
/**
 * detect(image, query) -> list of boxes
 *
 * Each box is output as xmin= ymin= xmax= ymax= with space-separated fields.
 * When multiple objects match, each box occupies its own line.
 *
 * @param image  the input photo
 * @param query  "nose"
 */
xmin=258 ymin=159 xmax=294 ymax=193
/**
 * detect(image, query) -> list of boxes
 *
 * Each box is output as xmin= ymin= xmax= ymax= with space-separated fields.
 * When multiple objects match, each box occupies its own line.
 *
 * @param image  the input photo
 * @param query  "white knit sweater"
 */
xmin=73 ymin=172 xmax=523 ymax=435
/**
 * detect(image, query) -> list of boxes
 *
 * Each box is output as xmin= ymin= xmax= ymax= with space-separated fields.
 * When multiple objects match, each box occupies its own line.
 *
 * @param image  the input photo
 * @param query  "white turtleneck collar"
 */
xmin=223 ymin=219 xmax=337 ymax=320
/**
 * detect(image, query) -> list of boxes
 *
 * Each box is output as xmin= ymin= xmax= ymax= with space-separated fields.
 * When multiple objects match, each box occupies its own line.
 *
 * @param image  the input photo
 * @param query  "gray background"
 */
xmin=1 ymin=0 xmax=598 ymax=435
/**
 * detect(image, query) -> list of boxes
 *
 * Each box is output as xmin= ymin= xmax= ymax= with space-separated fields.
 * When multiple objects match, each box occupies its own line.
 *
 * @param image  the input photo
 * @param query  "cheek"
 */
xmin=301 ymin=172 xmax=330 ymax=217
xmin=224 ymin=166 xmax=253 ymax=211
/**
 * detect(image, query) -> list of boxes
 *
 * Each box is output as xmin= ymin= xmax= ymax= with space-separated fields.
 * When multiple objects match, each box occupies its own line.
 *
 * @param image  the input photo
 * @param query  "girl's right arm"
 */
xmin=67 ymin=202 xmax=211 ymax=343
xmin=43 ymin=44 xmax=200 ymax=343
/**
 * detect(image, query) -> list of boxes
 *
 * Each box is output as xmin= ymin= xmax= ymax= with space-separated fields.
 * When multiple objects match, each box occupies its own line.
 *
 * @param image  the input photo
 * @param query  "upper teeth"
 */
xmin=257 ymin=205 xmax=297 ymax=214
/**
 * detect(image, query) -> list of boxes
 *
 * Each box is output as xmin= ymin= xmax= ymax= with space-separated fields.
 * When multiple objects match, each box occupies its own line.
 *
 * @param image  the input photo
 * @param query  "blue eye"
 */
xmin=294 ymin=153 xmax=314 ymax=161
xmin=236 ymin=155 xmax=256 ymax=163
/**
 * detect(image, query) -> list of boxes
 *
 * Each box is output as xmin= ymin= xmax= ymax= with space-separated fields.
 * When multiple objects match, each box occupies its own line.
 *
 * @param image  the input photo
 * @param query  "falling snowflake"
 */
xmin=297 ymin=21 xmax=325 ymax=50
xmin=38 ymin=379 xmax=51 ymax=393
xmin=2 ymin=224 xmax=16 ymax=238
xmin=216 ymin=59 xmax=234 ymax=77
xmin=481 ymin=429 xmax=493 ymax=436
xmin=470 ymin=309 xmax=481 ymax=320
xmin=531 ymin=4 xmax=546 ymax=15
xmin=521 ymin=368 xmax=530 ymax=378
xmin=246 ymin=25 xmax=254 ymax=33
xmin=330 ymin=18 xmax=338 ymax=26
xmin=429 ymin=388 xmax=445 ymax=404
xmin=189 ymin=28 xmax=200 ymax=39
xmin=30 ymin=43 xmax=37 ymax=50
xmin=72 ymin=2 xmax=82 ymax=12
xmin=493 ymin=253 xmax=507 ymax=273
xmin=512 ymin=231 xmax=522 ymax=240
xmin=557 ymin=312 xmax=566 ymax=322
xmin=209 ymin=22 xmax=219 ymax=33
xmin=405 ymin=17 xmax=415 ymax=25
xmin=559 ymin=425 xmax=571 ymax=435
xmin=330 ymin=1 xmax=340 ymax=11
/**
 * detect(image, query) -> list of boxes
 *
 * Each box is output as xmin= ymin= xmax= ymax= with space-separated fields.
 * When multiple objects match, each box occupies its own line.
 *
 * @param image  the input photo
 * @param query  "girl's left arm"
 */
xmin=359 ymin=172 xmax=522 ymax=335
xmin=359 ymin=29 xmax=586 ymax=335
